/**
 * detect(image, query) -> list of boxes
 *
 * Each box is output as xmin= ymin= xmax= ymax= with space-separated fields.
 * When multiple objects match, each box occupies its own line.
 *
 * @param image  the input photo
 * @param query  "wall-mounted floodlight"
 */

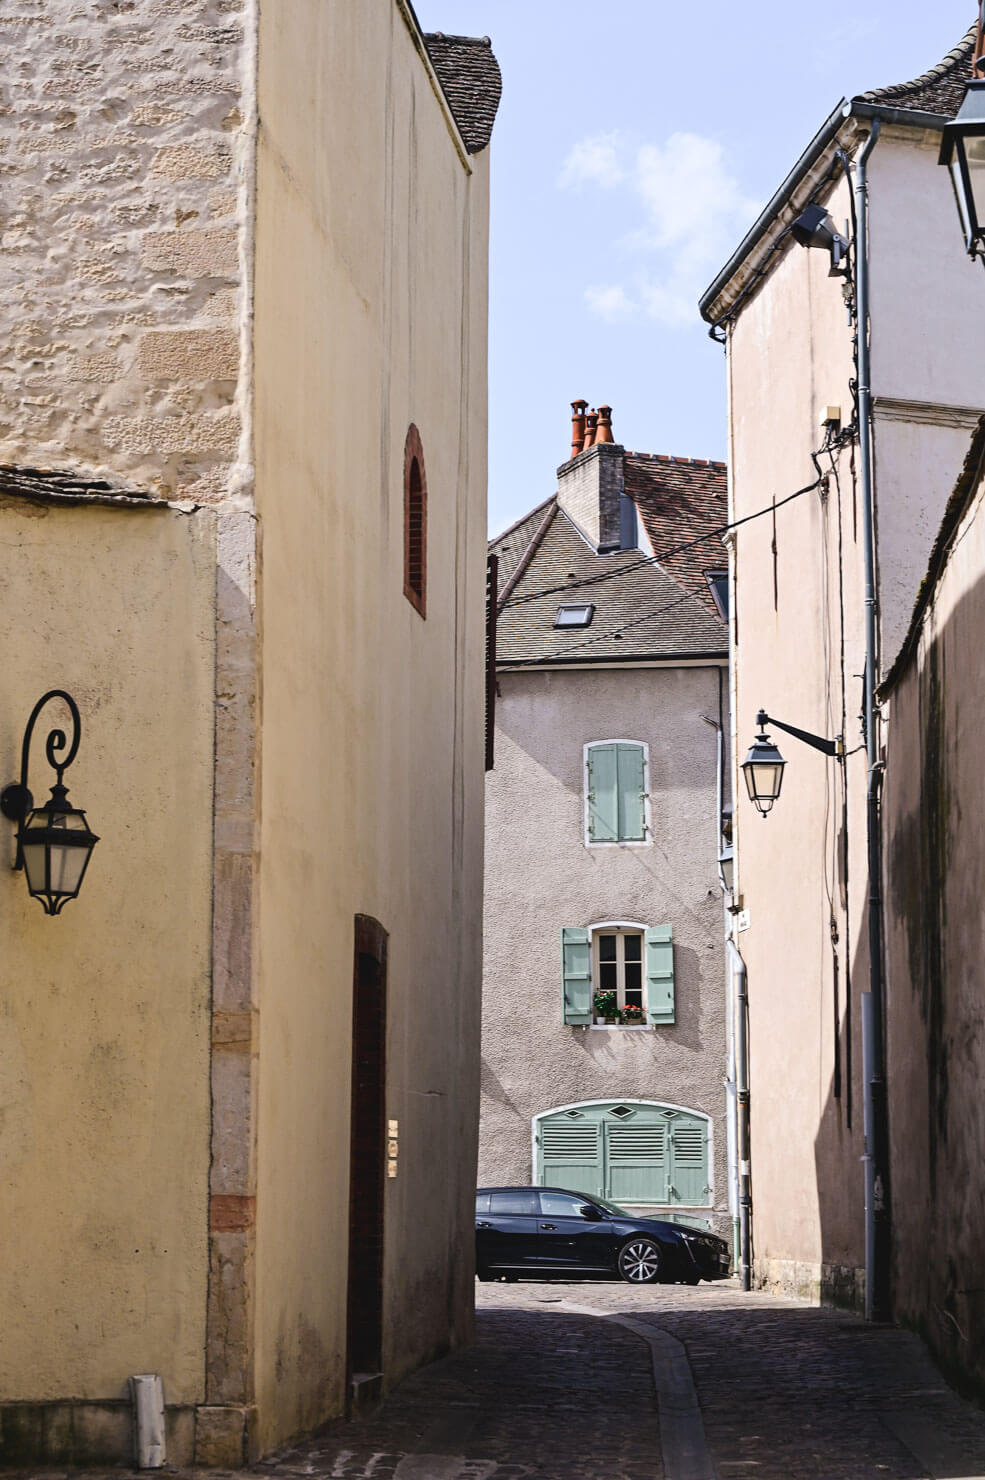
xmin=791 ymin=202 xmax=850 ymax=276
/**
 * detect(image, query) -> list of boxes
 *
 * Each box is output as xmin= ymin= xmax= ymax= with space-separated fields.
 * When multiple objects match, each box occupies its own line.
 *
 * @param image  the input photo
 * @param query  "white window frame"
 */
xmin=588 ymin=919 xmax=648 ymax=1028
xmin=531 ymin=1097 xmax=716 ymax=1212
xmin=583 ymin=739 xmax=652 ymax=848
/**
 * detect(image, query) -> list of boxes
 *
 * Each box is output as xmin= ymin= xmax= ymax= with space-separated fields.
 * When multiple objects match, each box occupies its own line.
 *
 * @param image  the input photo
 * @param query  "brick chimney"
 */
xmin=556 ymin=400 xmax=637 ymax=553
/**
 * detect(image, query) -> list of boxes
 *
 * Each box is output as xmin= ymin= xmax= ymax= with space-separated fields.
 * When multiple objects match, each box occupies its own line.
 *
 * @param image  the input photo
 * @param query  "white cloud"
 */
xmin=562 ymin=129 xmax=760 ymax=329
xmin=558 ymin=131 xmax=625 ymax=189
xmin=584 ymin=284 xmax=635 ymax=322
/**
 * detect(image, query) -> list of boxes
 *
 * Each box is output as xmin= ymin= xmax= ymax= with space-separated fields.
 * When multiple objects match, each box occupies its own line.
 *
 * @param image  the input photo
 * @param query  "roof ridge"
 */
xmin=425 ymin=31 xmax=493 ymax=46
xmin=496 ymin=498 xmax=557 ymax=610
xmin=856 ymin=24 xmax=975 ymax=105
xmin=490 ymin=493 xmax=555 ymax=547
xmin=625 ymin=450 xmax=728 ymax=470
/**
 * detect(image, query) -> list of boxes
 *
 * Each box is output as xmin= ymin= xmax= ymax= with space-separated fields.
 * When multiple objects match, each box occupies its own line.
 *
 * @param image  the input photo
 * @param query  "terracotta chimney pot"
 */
xmin=583 ymin=410 xmax=598 ymax=449
xmin=570 ymin=399 xmax=588 ymax=459
xmin=595 ymin=405 xmax=614 ymax=443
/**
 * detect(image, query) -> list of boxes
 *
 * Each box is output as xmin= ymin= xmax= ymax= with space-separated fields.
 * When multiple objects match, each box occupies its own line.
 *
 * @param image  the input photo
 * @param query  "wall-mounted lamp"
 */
xmin=718 ymin=841 xmax=735 ymax=894
xmin=940 ymin=78 xmax=985 ymax=259
xmin=791 ymin=202 xmax=850 ymax=276
xmin=0 ymin=690 xmax=99 ymax=914
xmin=741 ymin=708 xmax=843 ymax=819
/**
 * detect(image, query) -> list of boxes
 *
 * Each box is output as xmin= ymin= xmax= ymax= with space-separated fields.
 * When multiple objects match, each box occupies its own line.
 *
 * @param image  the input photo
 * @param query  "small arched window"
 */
xmin=403 ymin=425 xmax=427 ymax=618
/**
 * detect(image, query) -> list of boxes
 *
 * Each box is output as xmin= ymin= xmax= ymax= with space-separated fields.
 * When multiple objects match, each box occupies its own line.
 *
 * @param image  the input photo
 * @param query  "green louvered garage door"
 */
xmin=535 ymin=1101 xmax=710 ymax=1207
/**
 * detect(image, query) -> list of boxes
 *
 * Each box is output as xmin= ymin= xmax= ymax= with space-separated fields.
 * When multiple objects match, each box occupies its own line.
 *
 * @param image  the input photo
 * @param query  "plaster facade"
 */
xmin=482 ymin=666 xmax=729 ymax=1237
xmin=0 ymin=0 xmax=494 ymax=1465
xmin=881 ymin=428 xmax=985 ymax=1397
xmin=714 ymin=121 xmax=985 ymax=1307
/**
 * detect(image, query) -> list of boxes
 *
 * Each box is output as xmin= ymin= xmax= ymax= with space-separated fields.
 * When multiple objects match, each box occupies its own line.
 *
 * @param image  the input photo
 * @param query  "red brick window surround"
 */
xmin=403 ymin=424 xmax=427 ymax=618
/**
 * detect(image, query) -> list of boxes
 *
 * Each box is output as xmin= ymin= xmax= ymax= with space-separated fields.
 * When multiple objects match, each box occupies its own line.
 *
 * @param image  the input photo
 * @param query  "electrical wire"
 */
xmin=502 ymin=588 xmax=702 ymax=666
xmin=502 ymin=462 xmax=845 ymax=613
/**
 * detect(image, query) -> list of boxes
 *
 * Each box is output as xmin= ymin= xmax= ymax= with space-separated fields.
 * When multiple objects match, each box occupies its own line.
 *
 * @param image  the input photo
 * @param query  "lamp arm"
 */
xmin=755 ymin=709 xmax=841 ymax=759
xmin=0 ymin=691 xmax=83 ymax=867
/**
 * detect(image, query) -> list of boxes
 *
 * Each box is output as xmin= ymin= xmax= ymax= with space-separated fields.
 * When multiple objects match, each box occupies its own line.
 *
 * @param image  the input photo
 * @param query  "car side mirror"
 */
xmin=579 ymin=1204 xmax=603 ymax=1221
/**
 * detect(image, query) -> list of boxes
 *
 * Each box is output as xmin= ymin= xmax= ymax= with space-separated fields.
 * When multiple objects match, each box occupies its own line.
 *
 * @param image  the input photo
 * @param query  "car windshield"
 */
xmin=589 ymin=1195 xmax=632 ymax=1217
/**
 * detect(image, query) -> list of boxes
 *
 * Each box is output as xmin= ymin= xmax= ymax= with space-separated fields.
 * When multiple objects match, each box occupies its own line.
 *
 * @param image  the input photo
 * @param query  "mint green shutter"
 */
xmin=668 ymin=1115 xmax=710 ymax=1204
xmin=645 ymin=924 xmax=675 ymax=1024
xmin=561 ymin=927 xmax=592 ymax=1024
xmin=616 ymin=744 xmax=646 ymax=841
xmin=607 ymin=1121 xmax=668 ymax=1203
xmin=538 ymin=1115 xmax=603 ymax=1198
xmin=587 ymin=745 xmax=618 ymax=841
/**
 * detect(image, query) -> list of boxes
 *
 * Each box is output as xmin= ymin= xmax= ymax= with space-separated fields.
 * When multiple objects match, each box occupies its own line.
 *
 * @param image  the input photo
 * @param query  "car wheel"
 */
xmin=476 ymin=1267 xmax=493 ymax=1282
xmin=617 ymin=1237 xmax=662 ymax=1284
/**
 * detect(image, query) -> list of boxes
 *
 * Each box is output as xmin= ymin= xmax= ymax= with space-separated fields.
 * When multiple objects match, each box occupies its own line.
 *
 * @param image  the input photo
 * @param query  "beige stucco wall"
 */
xmin=0 ymin=501 xmax=216 ymax=1407
xmin=252 ymin=0 xmax=488 ymax=1450
xmin=725 ymin=127 xmax=985 ymax=1306
xmin=482 ymin=666 xmax=729 ymax=1236
xmin=882 ymin=457 xmax=985 ymax=1395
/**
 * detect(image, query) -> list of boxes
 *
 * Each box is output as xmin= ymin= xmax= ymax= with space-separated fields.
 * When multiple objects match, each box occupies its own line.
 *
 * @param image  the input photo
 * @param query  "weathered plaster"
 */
xmin=482 ymin=666 xmax=729 ymax=1236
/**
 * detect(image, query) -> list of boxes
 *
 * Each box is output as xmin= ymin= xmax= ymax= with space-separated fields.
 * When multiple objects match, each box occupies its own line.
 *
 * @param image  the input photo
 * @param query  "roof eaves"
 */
xmin=393 ymin=0 xmax=471 ymax=172
xmin=700 ymin=98 xmax=960 ymax=328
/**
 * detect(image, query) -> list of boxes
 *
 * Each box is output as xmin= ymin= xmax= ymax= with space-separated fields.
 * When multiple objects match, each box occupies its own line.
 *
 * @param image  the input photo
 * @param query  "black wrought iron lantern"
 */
xmin=939 ymin=78 xmax=985 ymax=259
xmin=0 ymin=690 xmax=99 ymax=914
xmin=741 ymin=715 xmax=786 ymax=818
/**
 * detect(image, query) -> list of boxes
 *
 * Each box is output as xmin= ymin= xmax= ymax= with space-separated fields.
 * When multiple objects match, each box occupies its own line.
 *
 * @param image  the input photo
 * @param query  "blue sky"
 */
xmin=419 ymin=1 xmax=975 ymax=534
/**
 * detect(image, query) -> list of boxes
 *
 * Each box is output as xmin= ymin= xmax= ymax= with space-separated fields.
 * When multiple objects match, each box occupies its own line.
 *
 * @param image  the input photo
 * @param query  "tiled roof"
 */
xmin=424 ymin=34 xmax=502 ymax=154
xmin=491 ymin=477 xmax=727 ymax=667
xmin=492 ymin=497 xmax=555 ymax=599
xmin=624 ymin=453 xmax=728 ymax=616
xmin=855 ymin=26 xmax=975 ymax=117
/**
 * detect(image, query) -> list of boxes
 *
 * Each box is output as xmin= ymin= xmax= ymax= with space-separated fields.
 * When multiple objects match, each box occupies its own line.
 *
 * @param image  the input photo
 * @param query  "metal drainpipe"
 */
xmin=727 ymin=937 xmax=751 ymax=1291
xmin=704 ymin=710 xmax=741 ymax=1270
xmin=853 ymin=118 xmax=891 ymax=1323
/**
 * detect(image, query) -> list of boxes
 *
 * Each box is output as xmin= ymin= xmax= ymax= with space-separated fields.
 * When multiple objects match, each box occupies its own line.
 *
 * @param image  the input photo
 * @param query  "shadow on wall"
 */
xmin=811 ymin=565 xmax=985 ymax=1401
xmin=480 ymin=1056 xmax=519 ymax=1112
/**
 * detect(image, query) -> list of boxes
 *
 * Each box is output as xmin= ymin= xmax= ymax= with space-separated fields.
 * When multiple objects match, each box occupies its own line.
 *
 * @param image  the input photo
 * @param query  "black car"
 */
xmin=476 ymin=1186 xmax=731 ymax=1285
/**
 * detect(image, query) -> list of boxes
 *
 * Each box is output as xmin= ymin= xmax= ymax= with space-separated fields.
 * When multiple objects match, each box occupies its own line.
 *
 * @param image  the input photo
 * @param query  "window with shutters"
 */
xmin=561 ymin=922 xmax=675 ymax=1027
xmin=534 ymin=1101 xmax=712 ymax=1208
xmin=584 ymin=740 xmax=649 ymax=845
xmin=403 ymin=424 xmax=427 ymax=617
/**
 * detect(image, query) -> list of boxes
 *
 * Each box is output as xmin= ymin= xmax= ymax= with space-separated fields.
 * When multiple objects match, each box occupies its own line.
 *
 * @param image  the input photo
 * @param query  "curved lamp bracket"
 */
xmin=0 ymin=689 xmax=83 ymax=859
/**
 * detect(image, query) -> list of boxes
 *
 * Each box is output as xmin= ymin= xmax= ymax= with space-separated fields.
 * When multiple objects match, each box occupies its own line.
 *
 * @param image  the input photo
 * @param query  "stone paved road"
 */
xmin=13 ymin=1280 xmax=985 ymax=1480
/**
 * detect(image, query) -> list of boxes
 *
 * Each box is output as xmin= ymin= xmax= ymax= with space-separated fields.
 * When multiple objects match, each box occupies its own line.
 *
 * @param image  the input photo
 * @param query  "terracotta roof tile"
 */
xmin=424 ymin=33 xmax=502 ymax=153
xmin=624 ymin=453 xmax=729 ymax=615
xmin=855 ymin=26 xmax=975 ymax=118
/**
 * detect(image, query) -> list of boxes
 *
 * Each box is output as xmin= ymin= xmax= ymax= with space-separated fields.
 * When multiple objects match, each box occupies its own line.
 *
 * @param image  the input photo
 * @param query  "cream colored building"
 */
xmin=0 ymin=2 xmax=499 ymax=1465
xmin=699 ymin=27 xmax=985 ymax=1311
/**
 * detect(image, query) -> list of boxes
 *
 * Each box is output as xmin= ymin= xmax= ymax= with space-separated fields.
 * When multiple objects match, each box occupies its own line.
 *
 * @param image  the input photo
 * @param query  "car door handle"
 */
xmin=540 ymin=1222 xmax=557 ymax=1230
xmin=476 ymin=1220 xmax=491 ymax=1228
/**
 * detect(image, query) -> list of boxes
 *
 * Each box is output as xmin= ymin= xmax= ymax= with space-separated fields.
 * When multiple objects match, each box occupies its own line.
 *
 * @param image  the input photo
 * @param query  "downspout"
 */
xmin=727 ymin=937 xmax=751 ymax=1291
xmin=853 ymin=118 xmax=891 ymax=1324
xmin=705 ymin=707 xmax=740 ymax=1269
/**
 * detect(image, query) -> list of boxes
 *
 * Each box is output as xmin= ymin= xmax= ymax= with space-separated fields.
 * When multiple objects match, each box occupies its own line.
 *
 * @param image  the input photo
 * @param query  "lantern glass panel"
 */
xmin=21 ymin=841 xmax=47 ymax=895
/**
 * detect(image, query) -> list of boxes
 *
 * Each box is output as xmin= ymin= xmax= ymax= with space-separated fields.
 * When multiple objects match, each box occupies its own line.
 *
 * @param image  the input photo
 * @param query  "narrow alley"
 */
xmin=23 ymin=1281 xmax=985 ymax=1480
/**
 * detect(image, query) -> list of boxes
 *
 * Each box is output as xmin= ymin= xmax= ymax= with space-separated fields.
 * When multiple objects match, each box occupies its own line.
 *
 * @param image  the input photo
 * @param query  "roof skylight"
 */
xmin=554 ymin=603 xmax=595 ymax=628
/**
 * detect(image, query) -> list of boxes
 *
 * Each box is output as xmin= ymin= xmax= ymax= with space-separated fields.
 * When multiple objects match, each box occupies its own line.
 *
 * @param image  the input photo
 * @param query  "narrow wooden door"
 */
xmin=346 ymin=915 xmax=388 ymax=1392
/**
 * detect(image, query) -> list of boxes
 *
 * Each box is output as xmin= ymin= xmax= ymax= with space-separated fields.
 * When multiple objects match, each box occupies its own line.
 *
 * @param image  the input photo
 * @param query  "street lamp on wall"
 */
xmin=939 ymin=4 xmax=985 ymax=258
xmin=741 ymin=709 xmax=843 ymax=818
xmin=0 ymin=690 xmax=99 ymax=914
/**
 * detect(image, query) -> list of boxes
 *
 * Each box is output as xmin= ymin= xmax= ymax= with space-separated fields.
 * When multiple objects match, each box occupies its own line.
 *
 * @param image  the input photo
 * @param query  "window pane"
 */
xmin=599 ymin=962 xmax=617 ymax=992
xmin=540 ymin=1191 xmax=594 ymax=1217
xmin=623 ymin=935 xmax=642 ymax=962
xmin=624 ymin=987 xmax=644 ymax=1010
xmin=489 ymin=1191 xmax=538 ymax=1216
xmin=598 ymin=935 xmax=617 ymax=962
xmin=475 ymin=1192 xmax=490 ymax=1214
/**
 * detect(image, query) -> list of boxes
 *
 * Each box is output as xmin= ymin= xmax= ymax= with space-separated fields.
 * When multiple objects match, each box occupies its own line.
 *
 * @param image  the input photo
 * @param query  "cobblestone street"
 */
xmin=254 ymin=1281 xmax=985 ymax=1480
xmin=14 ymin=1279 xmax=985 ymax=1480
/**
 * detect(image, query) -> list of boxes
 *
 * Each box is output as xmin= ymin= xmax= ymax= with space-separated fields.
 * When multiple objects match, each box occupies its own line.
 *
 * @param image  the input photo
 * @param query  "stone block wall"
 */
xmin=0 ymin=0 xmax=251 ymax=500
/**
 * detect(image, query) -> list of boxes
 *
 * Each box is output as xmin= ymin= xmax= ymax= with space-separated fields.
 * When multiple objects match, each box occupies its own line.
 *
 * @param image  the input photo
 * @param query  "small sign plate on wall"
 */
xmin=736 ymin=909 xmax=751 ymax=933
xmin=387 ymin=1119 xmax=398 ymax=1178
